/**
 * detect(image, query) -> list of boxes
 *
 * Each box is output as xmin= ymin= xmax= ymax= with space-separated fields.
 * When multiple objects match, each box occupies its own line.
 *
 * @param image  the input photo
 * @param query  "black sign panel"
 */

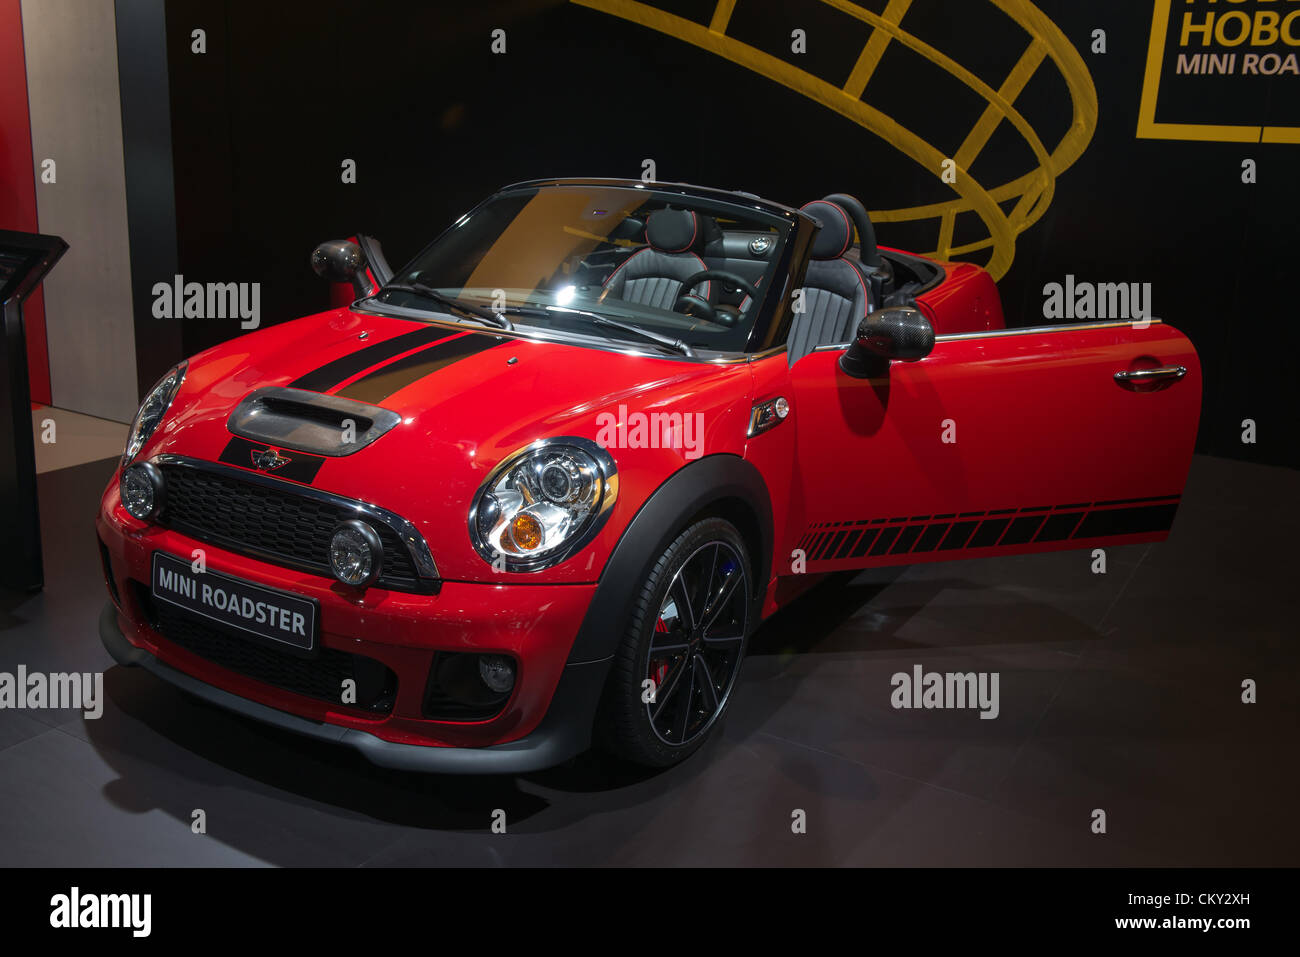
xmin=151 ymin=551 xmax=318 ymax=652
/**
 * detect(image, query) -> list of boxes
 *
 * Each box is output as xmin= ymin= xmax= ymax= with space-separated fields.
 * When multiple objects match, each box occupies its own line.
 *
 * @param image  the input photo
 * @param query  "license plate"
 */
xmin=151 ymin=552 xmax=318 ymax=652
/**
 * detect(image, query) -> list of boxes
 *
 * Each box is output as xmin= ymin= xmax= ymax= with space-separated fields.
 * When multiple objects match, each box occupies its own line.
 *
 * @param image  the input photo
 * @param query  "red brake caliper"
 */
xmin=650 ymin=616 xmax=670 ymax=689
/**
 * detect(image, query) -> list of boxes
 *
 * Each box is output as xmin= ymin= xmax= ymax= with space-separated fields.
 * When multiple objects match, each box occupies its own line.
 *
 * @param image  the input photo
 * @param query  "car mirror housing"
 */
xmin=311 ymin=239 xmax=371 ymax=296
xmin=840 ymin=306 xmax=934 ymax=378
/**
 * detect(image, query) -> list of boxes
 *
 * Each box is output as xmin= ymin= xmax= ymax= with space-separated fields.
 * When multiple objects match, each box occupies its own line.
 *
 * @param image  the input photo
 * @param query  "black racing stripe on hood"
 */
xmin=334 ymin=332 xmax=507 ymax=403
xmin=288 ymin=327 xmax=452 ymax=393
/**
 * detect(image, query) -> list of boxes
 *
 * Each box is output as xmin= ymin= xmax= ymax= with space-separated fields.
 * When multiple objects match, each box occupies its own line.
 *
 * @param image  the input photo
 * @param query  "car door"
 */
xmin=785 ymin=320 xmax=1201 ymax=571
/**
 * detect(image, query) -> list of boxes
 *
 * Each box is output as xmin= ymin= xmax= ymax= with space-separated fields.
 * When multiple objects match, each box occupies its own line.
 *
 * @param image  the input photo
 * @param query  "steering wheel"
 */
xmin=674 ymin=270 xmax=762 ymax=327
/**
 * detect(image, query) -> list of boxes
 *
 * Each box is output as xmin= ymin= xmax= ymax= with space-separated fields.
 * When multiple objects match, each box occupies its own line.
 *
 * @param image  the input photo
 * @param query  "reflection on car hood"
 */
xmin=149 ymin=307 xmax=756 ymax=580
xmin=178 ymin=308 xmax=745 ymax=439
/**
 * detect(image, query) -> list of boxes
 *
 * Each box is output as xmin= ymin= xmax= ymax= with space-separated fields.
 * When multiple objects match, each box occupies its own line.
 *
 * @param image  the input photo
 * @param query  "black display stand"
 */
xmin=0 ymin=230 xmax=68 ymax=592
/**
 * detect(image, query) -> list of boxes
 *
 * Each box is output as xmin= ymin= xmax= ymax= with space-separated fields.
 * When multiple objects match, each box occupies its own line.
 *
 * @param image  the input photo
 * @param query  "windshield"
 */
xmin=376 ymin=185 xmax=792 ymax=355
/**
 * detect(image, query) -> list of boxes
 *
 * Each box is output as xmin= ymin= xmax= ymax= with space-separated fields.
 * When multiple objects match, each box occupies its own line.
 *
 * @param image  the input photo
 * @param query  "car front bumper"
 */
xmin=98 ymin=603 xmax=608 ymax=774
xmin=96 ymin=479 xmax=610 ymax=774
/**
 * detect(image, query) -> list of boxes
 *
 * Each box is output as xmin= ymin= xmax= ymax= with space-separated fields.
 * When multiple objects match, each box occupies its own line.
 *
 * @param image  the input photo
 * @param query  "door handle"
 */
xmin=1114 ymin=365 xmax=1187 ymax=384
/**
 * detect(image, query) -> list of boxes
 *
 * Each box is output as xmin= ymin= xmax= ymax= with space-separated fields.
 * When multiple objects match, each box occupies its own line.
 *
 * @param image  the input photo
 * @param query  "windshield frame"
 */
xmin=366 ymin=178 xmax=816 ymax=359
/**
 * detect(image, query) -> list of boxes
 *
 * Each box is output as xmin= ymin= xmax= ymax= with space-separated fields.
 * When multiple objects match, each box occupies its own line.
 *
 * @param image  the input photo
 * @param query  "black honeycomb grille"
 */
xmin=157 ymin=464 xmax=421 ymax=589
xmin=136 ymin=585 xmax=396 ymax=714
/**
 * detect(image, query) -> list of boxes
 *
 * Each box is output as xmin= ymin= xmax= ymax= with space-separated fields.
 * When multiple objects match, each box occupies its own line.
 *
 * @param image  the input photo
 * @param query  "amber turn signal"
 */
xmin=510 ymin=513 xmax=543 ymax=550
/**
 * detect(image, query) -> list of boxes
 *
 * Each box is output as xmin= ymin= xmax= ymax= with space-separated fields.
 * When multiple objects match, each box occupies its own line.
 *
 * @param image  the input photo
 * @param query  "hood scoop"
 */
xmin=227 ymin=387 xmax=400 ymax=457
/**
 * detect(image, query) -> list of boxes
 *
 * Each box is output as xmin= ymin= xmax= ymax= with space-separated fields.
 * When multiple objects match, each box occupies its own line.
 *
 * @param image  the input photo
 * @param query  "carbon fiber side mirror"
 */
xmin=840 ymin=306 xmax=934 ymax=378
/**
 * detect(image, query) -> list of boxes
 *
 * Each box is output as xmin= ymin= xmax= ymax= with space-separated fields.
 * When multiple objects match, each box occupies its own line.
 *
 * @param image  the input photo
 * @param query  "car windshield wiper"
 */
xmin=585 ymin=314 xmax=695 ymax=358
xmin=508 ymin=305 xmax=694 ymax=357
xmin=380 ymin=281 xmax=513 ymax=330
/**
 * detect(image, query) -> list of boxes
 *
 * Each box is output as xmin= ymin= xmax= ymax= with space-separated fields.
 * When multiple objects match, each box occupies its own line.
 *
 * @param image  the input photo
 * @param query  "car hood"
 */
xmin=146 ymin=307 xmax=757 ymax=582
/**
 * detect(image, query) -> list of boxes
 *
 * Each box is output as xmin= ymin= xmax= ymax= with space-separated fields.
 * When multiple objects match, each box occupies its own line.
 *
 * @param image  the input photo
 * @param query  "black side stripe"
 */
xmin=801 ymin=496 xmax=1180 ymax=564
xmin=335 ymin=332 xmax=506 ymax=404
xmin=289 ymin=327 xmax=451 ymax=393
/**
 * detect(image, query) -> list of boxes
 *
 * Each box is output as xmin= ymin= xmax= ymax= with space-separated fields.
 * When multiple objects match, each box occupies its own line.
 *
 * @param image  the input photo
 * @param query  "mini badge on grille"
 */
xmin=250 ymin=448 xmax=292 ymax=472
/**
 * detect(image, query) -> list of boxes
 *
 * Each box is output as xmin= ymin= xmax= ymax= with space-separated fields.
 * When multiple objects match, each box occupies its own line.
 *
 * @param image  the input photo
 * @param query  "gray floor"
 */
xmin=0 ymin=455 xmax=1296 ymax=866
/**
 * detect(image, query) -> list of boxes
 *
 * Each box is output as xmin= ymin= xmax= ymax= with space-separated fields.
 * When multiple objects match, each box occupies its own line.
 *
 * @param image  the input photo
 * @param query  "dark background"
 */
xmin=147 ymin=0 xmax=1297 ymax=467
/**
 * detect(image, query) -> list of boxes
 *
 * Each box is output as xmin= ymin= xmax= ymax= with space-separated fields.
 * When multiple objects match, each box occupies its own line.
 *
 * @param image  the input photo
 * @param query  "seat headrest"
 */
xmin=801 ymin=200 xmax=854 ymax=260
xmin=645 ymin=209 xmax=699 ymax=253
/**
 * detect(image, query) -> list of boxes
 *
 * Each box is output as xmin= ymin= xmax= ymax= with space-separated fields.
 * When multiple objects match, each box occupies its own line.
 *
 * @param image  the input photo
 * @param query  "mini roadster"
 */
xmin=96 ymin=179 xmax=1201 ymax=771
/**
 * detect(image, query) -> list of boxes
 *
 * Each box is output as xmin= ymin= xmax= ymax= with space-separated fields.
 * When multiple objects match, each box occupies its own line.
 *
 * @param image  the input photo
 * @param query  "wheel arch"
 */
xmin=684 ymin=497 xmax=765 ymax=596
xmin=566 ymin=453 xmax=773 ymax=664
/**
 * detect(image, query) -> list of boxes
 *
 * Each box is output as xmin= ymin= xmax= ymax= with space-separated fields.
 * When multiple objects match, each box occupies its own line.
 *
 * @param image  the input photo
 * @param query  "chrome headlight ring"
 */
xmin=468 ymin=436 xmax=618 ymax=572
xmin=123 ymin=361 xmax=187 ymax=466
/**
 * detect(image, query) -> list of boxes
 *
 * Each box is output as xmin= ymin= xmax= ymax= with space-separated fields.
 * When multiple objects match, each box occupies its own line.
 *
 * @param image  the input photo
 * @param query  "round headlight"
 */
xmin=124 ymin=362 xmax=186 ymax=465
xmin=329 ymin=520 xmax=383 ymax=587
xmin=121 ymin=462 xmax=164 ymax=521
xmin=469 ymin=438 xmax=618 ymax=572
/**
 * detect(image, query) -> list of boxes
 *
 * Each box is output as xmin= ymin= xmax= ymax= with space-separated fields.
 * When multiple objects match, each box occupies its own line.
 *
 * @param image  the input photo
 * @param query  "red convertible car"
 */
xmin=96 ymin=178 xmax=1201 ymax=771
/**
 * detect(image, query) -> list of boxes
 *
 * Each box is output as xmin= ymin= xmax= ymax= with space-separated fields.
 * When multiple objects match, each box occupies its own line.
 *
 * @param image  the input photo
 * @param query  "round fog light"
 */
xmin=478 ymin=654 xmax=516 ymax=694
xmin=329 ymin=520 xmax=383 ymax=587
xmin=121 ymin=462 xmax=164 ymax=521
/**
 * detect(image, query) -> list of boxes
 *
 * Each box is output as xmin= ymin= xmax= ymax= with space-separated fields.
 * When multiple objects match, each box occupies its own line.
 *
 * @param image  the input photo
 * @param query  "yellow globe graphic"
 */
xmin=573 ymin=0 xmax=1098 ymax=280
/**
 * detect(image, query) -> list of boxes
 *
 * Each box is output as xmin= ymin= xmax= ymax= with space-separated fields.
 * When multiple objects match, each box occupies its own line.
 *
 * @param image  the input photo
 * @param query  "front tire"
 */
xmin=601 ymin=518 xmax=753 ymax=767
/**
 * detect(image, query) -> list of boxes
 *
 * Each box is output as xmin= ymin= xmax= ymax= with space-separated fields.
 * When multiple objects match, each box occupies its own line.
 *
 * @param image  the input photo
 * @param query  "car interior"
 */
xmin=391 ymin=187 xmax=945 ymax=361
xmin=572 ymin=206 xmax=779 ymax=329
xmin=571 ymin=193 xmax=944 ymax=363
